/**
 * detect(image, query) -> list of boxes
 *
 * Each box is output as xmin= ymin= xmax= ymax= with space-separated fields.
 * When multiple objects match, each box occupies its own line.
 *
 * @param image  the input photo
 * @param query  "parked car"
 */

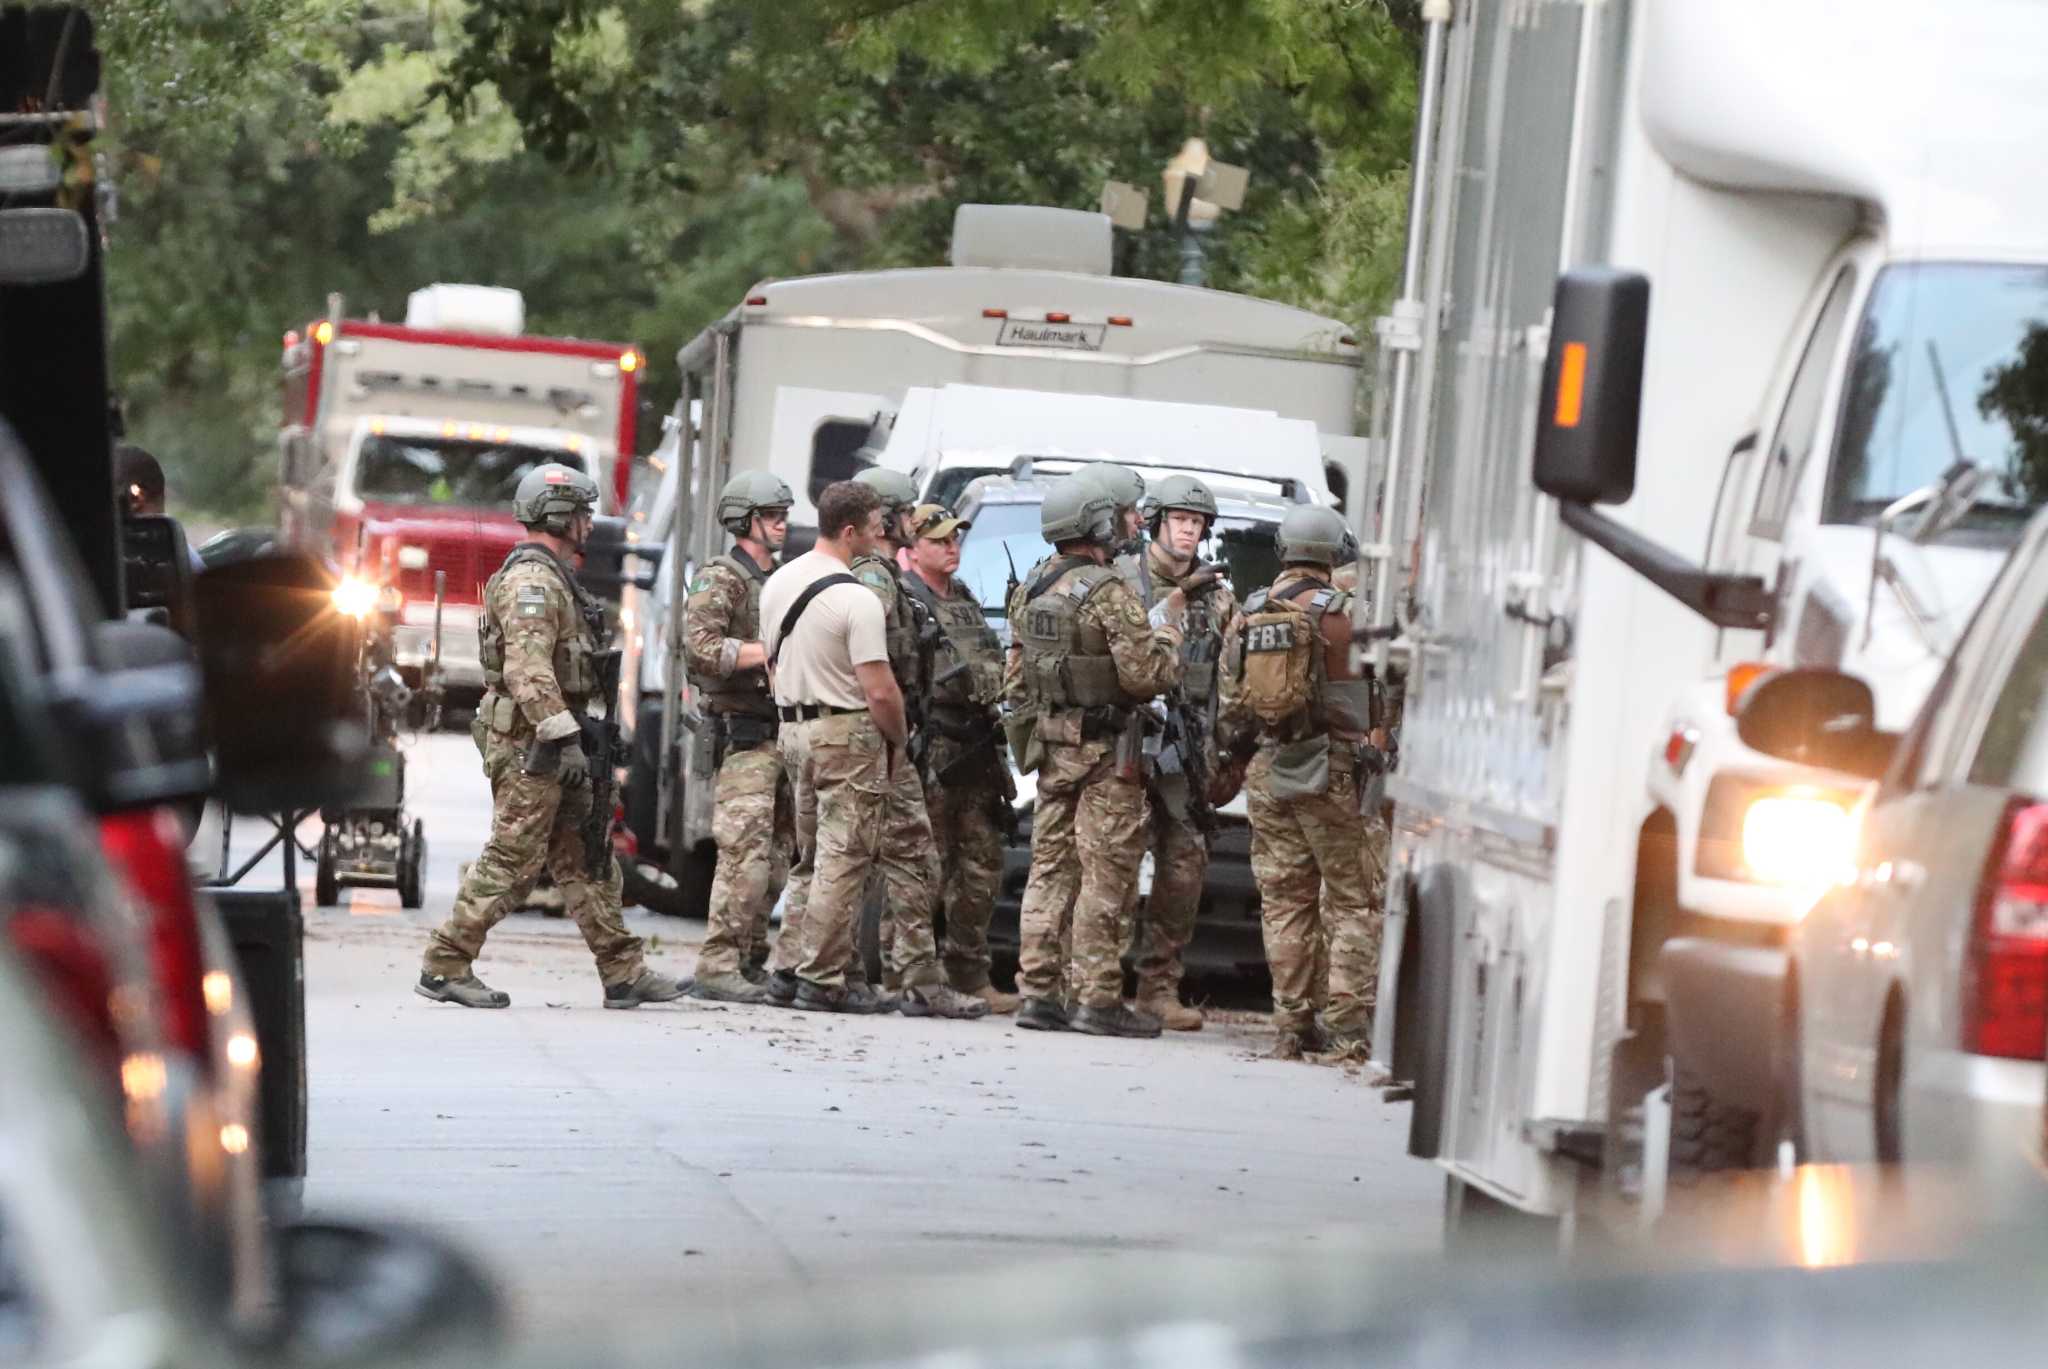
xmin=950 ymin=465 xmax=1297 ymax=982
xmin=1676 ymin=507 xmax=2048 ymax=1202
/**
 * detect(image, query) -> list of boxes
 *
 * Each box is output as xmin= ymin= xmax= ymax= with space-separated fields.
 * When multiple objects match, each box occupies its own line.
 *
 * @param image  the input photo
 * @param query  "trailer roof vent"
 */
xmin=949 ymin=205 xmax=1113 ymax=276
xmin=404 ymin=283 xmax=526 ymax=336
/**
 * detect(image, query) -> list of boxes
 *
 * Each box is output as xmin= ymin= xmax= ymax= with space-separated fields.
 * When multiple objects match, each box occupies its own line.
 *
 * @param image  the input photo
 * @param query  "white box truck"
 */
xmin=628 ymin=205 xmax=1368 ymax=914
xmin=1362 ymin=0 xmax=2048 ymax=1235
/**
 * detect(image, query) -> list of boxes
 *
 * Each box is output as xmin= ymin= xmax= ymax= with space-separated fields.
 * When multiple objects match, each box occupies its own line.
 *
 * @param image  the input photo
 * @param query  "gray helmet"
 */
xmin=1081 ymin=462 xmax=1145 ymax=512
xmin=513 ymin=463 xmax=600 ymax=534
xmin=1275 ymin=504 xmax=1359 ymax=568
xmin=1145 ymin=474 xmax=1218 ymax=534
xmin=1040 ymin=474 xmax=1119 ymax=546
xmin=717 ymin=470 xmax=794 ymax=536
xmin=853 ymin=466 xmax=919 ymax=515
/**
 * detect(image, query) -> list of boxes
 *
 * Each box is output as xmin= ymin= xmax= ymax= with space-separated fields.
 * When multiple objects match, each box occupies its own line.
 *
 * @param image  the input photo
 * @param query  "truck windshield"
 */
xmin=1824 ymin=261 xmax=2048 ymax=536
xmin=353 ymin=435 xmax=586 ymax=508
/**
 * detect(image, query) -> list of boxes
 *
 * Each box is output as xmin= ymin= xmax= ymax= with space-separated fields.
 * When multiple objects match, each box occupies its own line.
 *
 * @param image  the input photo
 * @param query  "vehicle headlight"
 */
xmin=1741 ymin=791 xmax=1856 ymax=889
xmin=331 ymin=575 xmax=379 ymax=618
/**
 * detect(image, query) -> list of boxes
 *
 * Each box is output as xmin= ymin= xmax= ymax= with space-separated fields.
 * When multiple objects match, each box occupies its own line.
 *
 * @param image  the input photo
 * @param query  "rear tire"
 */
xmin=398 ymin=821 xmax=426 ymax=910
xmin=621 ymin=857 xmax=691 ymax=916
xmin=671 ymin=843 xmax=716 ymax=922
xmin=315 ymin=829 xmax=339 ymax=908
xmin=1668 ymin=1061 xmax=1762 ymax=1183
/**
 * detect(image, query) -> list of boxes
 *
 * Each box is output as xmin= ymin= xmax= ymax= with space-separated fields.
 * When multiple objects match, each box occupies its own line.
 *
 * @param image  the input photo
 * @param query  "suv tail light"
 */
xmin=8 ymin=905 xmax=122 ymax=1073
xmin=99 ymin=809 xmax=212 ymax=1067
xmin=1965 ymin=801 xmax=2048 ymax=1060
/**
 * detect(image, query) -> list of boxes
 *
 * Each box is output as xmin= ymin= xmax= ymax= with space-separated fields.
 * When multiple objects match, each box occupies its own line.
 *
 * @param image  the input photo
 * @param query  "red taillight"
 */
xmin=100 ymin=810 xmax=212 ymax=1066
xmin=745 ymin=295 xmax=769 ymax=307
xmin=1045 ymin=312 xmax=1071 ymax=324
xmin=1107 ymin=315 xmax=1133 ymax=327
xmin=982 ymin=308 xmax=1008 ymax=319
xmin=8 ymin=906 xmax=122 ymax=1071
xmin=1966 ymin=801 xmax=2048 ymax=1060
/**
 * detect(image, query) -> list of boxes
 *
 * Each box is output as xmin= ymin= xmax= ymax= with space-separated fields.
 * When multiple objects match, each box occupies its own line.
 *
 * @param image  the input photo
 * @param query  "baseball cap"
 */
xmin=910 ymin=503 xmax=969 ymax=541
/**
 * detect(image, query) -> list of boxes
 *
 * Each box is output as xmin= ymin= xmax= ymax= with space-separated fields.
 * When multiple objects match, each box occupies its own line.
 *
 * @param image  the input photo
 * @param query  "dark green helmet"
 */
xmin=512 ymin=463 xmax=600 ymax=534
xmin=717 ymin=471 xmax=794 ymax=536
xmin=1275 ymin=504 xmax=1358 ymax=568
xmin=1081 ymin=462 xmax=1145 ymax=511
xmin=853 ymin=466 xmax=919 ymax=515
xmin=1144 ymin=474 xmax=1218 ymax=534
xmin=1040 ymin=474 xmax=1119 ymax=546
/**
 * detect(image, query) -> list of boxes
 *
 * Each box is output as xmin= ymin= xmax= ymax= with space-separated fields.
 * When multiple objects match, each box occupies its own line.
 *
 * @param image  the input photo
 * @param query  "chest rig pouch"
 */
xmin=907 ymin=575 xmax=1004 ymax=710
xmin=689 ymin=553 xmax=775 ymax=718
xmin=480 ymin=543 xmax=607 ymax=708
xmin=1017 ymin=559 xmax=1129 ymax=737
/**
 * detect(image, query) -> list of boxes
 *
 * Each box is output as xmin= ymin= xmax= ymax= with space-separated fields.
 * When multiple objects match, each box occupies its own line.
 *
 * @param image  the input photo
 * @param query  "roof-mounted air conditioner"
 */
xmin=405 ymin=284 xmax=526 ymax=336
xmin=949 ymin=205 xmax=1113 ymax=277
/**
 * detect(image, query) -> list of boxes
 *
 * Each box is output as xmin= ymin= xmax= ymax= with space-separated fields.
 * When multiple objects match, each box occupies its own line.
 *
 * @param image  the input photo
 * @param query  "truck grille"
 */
xmin=394 ymin=529 xmax=521 ymax=606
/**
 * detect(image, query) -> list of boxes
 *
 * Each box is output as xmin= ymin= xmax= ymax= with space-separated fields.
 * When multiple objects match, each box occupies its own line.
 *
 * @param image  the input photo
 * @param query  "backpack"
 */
xmin=1235 ymin=580 xmax=1342 ymax=728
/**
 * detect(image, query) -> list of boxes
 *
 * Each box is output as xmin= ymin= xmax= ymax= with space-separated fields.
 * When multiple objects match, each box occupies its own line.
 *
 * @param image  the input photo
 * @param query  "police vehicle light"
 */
xmin=619 ymin=350 xmax=640 ymax=373
xmin=332 ymin=575 xmax=379 ymax=619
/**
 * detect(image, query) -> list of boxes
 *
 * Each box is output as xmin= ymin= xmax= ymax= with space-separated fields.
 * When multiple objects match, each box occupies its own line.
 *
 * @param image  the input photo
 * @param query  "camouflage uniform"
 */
xmin=845 ymin=550 xmax=948 ymax=991
xmin=1114 ymin=540 xmax=1244 ymax=1008
xmin=424 ymin=545 xmax=647 ymax=987
xmin=683 ymin=551 xmax=792 ymax=979
xmin=1008 ymin=556 xmax=1183 ymax=1013
xmin=904 ymin=570 xmax=1010 ymax=993
xmin=1232 ymin=568 xmax=1388 ymax=1045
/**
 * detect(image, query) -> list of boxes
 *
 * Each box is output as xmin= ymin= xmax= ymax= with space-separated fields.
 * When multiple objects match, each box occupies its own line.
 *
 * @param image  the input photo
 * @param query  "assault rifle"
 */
xmin=904 ymin=588 xmax=943 ymax=780
xmin=580 ymin=646 xmax=625 ymax=878
xmin=930 ymin=687 xmax=1022 ymax=846
xmin=1159 ymin=685 xmax=1218 ymax=837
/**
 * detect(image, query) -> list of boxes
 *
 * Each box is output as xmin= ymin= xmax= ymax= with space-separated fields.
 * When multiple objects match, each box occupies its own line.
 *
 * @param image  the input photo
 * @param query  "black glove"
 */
xmin=1182 ymin=566 xmax=1223 ymax=601
xmin=522 ymin=737 xmax=563 ymax=776
xmin=558 ymin=743 xmax=590 ymax=789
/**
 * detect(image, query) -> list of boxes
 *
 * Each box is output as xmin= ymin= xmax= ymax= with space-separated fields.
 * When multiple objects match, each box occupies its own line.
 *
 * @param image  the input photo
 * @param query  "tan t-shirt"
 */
xmin=762 ymin=548 xmax=888 ymax=710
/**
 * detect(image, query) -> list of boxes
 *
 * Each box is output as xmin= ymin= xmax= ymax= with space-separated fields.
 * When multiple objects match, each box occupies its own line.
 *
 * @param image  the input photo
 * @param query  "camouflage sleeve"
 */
xmin=497 ymin=564 xmax=577 ymax=737
xmin=1210 ymin=589 xmax=1257 ymax=754
xmin=1002 ymin=582 xmax=1027 ymax=709
xmin=682 ymin=564 xmax=748 ymax=678
xmin=853 ymin=559 xmax=899 ymax=625
xmin=1090 ymin=579 xmax=1181 ymax=701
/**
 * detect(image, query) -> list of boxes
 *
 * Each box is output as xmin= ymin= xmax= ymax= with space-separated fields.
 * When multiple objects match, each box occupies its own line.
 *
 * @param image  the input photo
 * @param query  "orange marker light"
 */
xmin=1726 ymin=661 xmax=1776 ymax=715
xmin=313 ymin=321 xmax=335 ymax=346
xmin=1554 ymin=342 xmax=1588 ymax=429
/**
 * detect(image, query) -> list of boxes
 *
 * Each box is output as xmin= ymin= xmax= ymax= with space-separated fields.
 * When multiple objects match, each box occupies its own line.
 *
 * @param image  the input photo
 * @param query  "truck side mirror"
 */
xmin=193 ymin=552 xmax=368 ymax=814
xmin=1736 ymin=668 xmax=1892 ymax=778
xmin=578 ymin=515 xmax=659 ymax=599
xmin=1533 ymin=268 xmax=1650 ymax=506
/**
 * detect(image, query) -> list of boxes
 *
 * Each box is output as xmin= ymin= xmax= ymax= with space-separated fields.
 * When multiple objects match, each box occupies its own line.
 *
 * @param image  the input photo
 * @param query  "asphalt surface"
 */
xmin=230 ymin=733 xmax=1441 ymax=1341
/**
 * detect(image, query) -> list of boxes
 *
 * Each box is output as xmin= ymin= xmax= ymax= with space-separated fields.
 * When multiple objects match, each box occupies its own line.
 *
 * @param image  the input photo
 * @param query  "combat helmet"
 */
xmin=1145 ymin=474 xmax=1218 ymax=535
xmin=717 ymin=470 xmax=794 ymax=536
xmin=1040 ymin=474 xmax=1120 ymax=547
xmin=1080 ymin=462 xmax=1146 ymax=512
xmin=853 ymin=466 xmax=920 ymax=516
xmin=1274 ymin=503 xmax=1358 ymax=568
xmin=513 ymin=463 xmax=600 ymax=538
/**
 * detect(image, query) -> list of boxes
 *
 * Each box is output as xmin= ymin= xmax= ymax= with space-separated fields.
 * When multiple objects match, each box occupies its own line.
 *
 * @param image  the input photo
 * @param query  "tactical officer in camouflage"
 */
xmin=419 ymin=464 xmax=688 ymax=1010
xmin=903 ymin=502 xmax=1018 ymax=1013
xmin=1114 ymin=475 xmax=1244 ymax=1031
xmin=826 ymin=467 xmax=988 ymax=1020
xmin=1006 ymin=475 xmax=1187 ymax=1038
xmin=1227 ymin=504 xmax=1388 ymax=1058
xmin=683 ymin=472 xmax=797 ymax=1004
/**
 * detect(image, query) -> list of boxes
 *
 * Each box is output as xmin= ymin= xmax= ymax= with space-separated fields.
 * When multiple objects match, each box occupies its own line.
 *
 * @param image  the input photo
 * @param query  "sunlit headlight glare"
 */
xmin=331 ymin=575 xmax=378 ymax=618
xmin=1742 ymin=794 xmax=1856 ymax=889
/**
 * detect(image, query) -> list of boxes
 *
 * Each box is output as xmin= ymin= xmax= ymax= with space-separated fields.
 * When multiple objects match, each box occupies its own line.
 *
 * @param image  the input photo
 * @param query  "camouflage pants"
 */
xmin=697 ymin=743 xmax=792 ymax=977
xmin=772 ymin=713 xmax=894 ymax=989
xmin=870 ymin=756 xmax=944 ymax=990
xmin=1016 ymin=740 xmax=1148 ymax=1011
xmin=1131 ymin=778 xmax=1208 ymax=999
xmin=1245 ymin=744 xmax=1387 ymax=1037
xmin=424 ymin=729 xmax=645 ymax=987
xmin=923 ymin=763 xmax=1005 ymax=992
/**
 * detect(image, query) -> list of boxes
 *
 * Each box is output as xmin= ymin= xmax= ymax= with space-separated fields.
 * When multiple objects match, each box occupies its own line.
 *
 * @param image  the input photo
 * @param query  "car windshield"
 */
xmin=352 ymin=435 xmax=585 ymax=508
xmin=1823 ymin=261 xmax=2048 ymax=535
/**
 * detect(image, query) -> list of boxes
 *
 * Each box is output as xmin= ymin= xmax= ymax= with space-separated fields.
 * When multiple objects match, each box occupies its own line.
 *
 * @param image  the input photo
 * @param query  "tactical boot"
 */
xmin=1137 ymin=990 xmax=1203 ymax=1032
xmin=793 ymin=980 xmax=896 ymax=1015
xmin=1070 ymin=1003 xmax=1162 ymax=1039
xmin=1014 ymin=997 xmax=1070 ymax=1032
xmin=765 ymin=969 xmax=800 ymax=1007
xmin=900 ymin=984 xmax=991 ymax=1021
xmin=690 ymin=971 xmax=769 ymax=1005
xmin=1268 ymin=1021 xmax=1329 ymax=1060
xmin=416 ymin=972 xmax=510 ymax=1009
xmin=604 ymin=968 xmax=691 ymax=1009
xmin=968 ymin=984 xmax=1020 ymax=1015
xmin=740 ymin=963 xmax=769 ymax=987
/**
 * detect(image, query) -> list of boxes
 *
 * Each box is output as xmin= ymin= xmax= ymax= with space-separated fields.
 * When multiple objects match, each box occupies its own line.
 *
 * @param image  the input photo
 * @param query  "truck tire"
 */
xmin=623 ymin=697 xmax=663 ymax=853
xmin=669 ymin=842 xmax=716 ymax=922
xmin=1668 ymin=1062 xmax=1762 ymax=1183
xmin=315 ymin=829 xmax=339 ymax=908
xmin=620 ymin=857 xmax=690 ymax=917
xmin=859 ymin=891 xmax=885 ymax=988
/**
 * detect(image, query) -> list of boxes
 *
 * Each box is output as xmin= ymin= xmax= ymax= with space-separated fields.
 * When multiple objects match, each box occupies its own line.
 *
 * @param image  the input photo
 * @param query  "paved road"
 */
xmin=242 ymin=734 xmax=1441 ymax=1342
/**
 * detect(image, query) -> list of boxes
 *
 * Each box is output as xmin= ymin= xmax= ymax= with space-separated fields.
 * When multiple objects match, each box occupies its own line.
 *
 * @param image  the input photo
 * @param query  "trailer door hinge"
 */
xmin=1523 ymin=1118 xmax=1605 ymax=1169
xmin=1374 ymin=298 xmax=1425 ymax=354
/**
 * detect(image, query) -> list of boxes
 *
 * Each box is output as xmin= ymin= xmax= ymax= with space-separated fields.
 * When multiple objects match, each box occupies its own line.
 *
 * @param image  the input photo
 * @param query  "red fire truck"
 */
xmin=277 ymin=284 xmax=641 ymax=696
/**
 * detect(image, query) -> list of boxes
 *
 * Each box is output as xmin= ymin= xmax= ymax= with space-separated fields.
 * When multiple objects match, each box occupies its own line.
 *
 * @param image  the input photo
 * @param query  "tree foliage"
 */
xmin=77 ymin=0 xmax=1419 ymax=522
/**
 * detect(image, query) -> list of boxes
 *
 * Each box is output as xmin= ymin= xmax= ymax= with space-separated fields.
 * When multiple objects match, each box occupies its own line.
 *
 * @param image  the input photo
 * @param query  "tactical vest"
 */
xmin=1119 ymin=549 xmax=1223 ymax=706
xmin=904 ymin=573 xmax=1003 ymax=710
xmin=478 ymin=543 xmax=604 ymax=702
xmin=853 ymin=552 xmax=929 ymax=699
xmin=1015 ymin=557 xmax=1134 ymax=715
xmin=1241 ymin=572 xmax=1377 ymax=736
xmin=688 ymin=552 xmax=775 ymax=718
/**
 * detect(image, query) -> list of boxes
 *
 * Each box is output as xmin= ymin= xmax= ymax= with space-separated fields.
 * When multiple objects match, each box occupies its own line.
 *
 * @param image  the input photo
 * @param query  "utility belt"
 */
xmin=480 ymin=690 xmax=590 ymax=737
xmin=777 ymin=702 xmax=868 ymax=723
xmin=709 ymin=709 xmax=779 ymax=750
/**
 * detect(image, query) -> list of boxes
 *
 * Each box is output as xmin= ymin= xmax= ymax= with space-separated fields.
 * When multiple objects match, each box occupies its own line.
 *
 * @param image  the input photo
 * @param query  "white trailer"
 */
xmin=1363 ymin=0 xmax=2048 ymax=1233
xmin=632 ymin=206 xmax=1367 ymax=913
